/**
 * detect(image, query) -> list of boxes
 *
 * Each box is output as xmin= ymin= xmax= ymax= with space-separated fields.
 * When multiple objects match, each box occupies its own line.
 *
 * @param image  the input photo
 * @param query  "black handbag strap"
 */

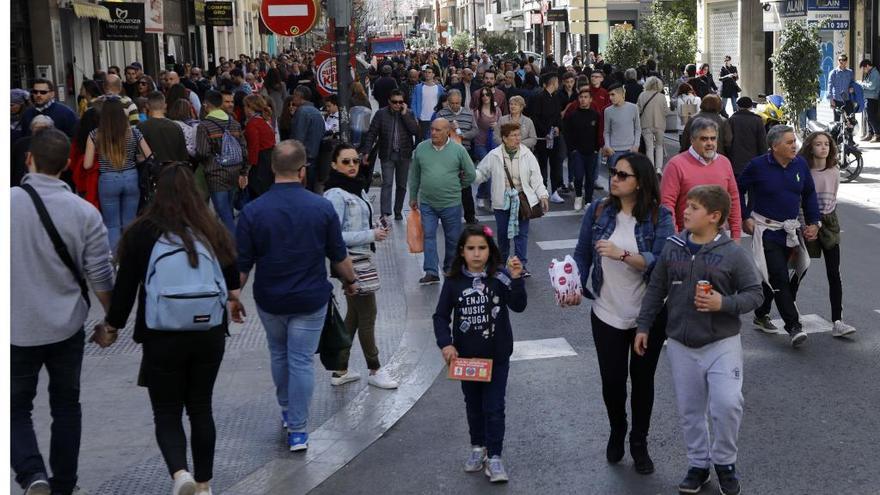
xmin=639 ymin=91 xmax=660 ymax=117
xmin=19 ymin=184 xmax=91 ymax=308
xmin=500 ymin=153 xmax=517 ymax=190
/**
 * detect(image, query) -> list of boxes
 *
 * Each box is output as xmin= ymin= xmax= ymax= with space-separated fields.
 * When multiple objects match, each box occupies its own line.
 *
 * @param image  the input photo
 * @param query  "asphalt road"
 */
xmin=310 ymin=173 xmax=880 ymax=494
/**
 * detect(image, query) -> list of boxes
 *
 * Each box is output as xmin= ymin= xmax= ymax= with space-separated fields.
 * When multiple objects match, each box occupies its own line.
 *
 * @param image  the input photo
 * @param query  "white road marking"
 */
xmin=476 ymin=209 xmax=584 ymax=222
xmin=874 ymin=309 xmax=880 ymax=315
xmin=511 ymin=337 xmax=578 ymax=362
xmin=767 ymin=314 xmax=833 ymax=335
xmin=537 ymin=239 xmax=579 ymax=250
xmin=267 ymin=5 xmax=308 ymax=16
xmin=869 ymin=223 xmax=880 ymax=230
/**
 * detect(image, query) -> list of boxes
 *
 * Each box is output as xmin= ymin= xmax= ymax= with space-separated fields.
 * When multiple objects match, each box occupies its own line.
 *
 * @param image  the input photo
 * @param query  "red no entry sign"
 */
xmin=260 ymin=0 xmax=320 ymax=37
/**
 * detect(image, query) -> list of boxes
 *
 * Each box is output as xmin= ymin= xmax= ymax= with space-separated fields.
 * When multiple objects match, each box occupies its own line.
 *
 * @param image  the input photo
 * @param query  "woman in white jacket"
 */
xmin=474 ymin=122 xmax=550 ymax=277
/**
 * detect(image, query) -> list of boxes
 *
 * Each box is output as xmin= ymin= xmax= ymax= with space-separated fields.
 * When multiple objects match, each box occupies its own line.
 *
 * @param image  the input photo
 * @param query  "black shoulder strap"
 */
xmin=639 ymin=91 xmax=660 ymax=117
xmin=19 ymin=184 xmax=91 ymax=308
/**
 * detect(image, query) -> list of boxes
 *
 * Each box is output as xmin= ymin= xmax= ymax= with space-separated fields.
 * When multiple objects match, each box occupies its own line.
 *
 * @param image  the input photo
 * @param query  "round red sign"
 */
xmin=260 ymin=0 xmax=320 ymax=37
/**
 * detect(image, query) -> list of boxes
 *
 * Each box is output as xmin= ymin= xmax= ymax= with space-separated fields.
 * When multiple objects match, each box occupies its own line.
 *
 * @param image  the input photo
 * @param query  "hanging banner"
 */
xmin=205 ymin=1 xmax=234 ymax=26
xmin=99 ymin=2 xmax=146 ymax=41
xmin=146 ymin=0 xmax=164 ymax=33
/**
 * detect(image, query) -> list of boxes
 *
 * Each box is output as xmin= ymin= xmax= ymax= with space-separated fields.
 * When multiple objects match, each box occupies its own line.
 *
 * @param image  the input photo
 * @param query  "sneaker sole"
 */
xmin=464 ymin=463 xmax=484 ymax=473
xmin=368 ymin=380 xmax=399 ymax=389
xmin=176 ymin=481 xmax=197 ymax=495
xmin=419 ymin=280 xmax=440 ymax=286
xmin=677 ymin=479 xmax=710 ymax=494
xmin=484 ymin=467 xmax=509 ymax=483
xmin=330 ymin=376 xmax=360 ymax=386
xmin=720 ymin=485 xmax=742 ymax=495
xmin=832 ymin=329 xmax=856 ymax=338
xmin=25 ymin=483 xmax=51 ymax=495
xmin=289 ymin=444 xmax=308 ymax=452
xmin=790 ymin=333 xmax=808 ymax=347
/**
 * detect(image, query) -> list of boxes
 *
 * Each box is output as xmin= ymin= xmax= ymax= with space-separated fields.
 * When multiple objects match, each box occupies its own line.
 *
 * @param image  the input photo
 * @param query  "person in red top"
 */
xmin=564 ymin=70 xmax=610 ymax=192
xmin=242 ymin=94 xmax=277 ymax=199
xmin=68 ymin=107 xmax=101 ymax=210
xmin=660 ymin=117 xmax=742 ymax=239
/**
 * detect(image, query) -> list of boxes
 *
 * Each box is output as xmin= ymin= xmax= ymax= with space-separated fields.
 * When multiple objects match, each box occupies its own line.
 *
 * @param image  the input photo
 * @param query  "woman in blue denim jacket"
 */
xmin=323 ymin=144 xmax=399 ymax=390
xmin=567 ymin=152 xmax=674 ymax=475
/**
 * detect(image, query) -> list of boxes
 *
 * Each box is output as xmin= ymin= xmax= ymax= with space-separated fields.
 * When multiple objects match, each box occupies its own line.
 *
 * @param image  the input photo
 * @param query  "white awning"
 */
xmin=72 ymin=1 xmax=112 ymax=22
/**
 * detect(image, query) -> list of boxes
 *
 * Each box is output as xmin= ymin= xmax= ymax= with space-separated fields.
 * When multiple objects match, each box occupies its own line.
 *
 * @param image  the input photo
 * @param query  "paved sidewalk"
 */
xmin=10 ymin=193 xmax=444 ymax=495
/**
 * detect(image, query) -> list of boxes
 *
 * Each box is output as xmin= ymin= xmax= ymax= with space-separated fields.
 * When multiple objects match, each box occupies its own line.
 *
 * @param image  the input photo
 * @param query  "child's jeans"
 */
xmin=666 ymin=335 xmax=744 ymax=469
xmin=461 ymin=360 xmax=509 ymax=457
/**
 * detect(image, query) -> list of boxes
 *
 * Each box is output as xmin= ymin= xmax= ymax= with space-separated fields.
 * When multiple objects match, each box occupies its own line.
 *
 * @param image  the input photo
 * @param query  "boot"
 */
xmin=630 ymin=438 xmax=655 ymax=474
xmin=606 ymin=425 xmax=627 ymax=464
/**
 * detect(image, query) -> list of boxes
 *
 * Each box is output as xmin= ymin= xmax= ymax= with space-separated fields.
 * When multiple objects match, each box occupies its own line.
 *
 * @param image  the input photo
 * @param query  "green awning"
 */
xmin=72 ymin=1 xmax=112 ymax=22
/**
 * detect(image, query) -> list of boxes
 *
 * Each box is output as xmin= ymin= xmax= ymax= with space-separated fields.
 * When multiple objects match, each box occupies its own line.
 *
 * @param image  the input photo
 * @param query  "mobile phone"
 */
xmin=379 ymin=215 xmax=389 ymax=230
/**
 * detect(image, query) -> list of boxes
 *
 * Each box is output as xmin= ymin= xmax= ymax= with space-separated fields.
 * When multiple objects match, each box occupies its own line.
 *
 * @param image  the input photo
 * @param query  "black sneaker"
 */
xmin=606 ymin=428 xmax=626 ymax=464
xmin=678 ymin=466 xmax=711 ymax=493
xmin=629 ymin=440 xmax=654 ymax=475
xmin=394 ymin=212 xmax=403 ymax=220
xmin=24 ymin=473 xmax=50 ymax=495
xmin=789 ymin=327 xmax=808 ymax=347
xmin=419 ymin=274 xmax=440 ymax=286
xmin=753 ymin=314 xmax=778 ymax=333
xmin=715 ymin=464 xmax=741 ymax=495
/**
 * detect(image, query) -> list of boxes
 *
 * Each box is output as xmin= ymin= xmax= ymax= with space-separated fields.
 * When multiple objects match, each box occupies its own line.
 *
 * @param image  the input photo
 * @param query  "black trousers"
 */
xmin=534 ymin=140 xmax=563 ymax=193
xmin=756 ymin=241 xmax=802 ymax=332
xmin=800 ymin=243 xmax=843 ymax=322
xmin=11 ymin=330 xmax=85 ymax=495
xmin=866 ymin=98 xmax=880 ymax=135
xmin=246 ymin=149 xmax=275 ymax=200
xmin=461 ymin=360 xmax=510 ymax=457
xmin=142 ymin=330 xmax=225 ymax=483
xmin=590 ymin=308 xmax=667 ymax=441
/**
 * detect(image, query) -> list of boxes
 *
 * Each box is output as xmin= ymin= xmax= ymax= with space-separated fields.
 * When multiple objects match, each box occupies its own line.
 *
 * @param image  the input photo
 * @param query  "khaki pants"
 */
xmin=340 ymin=293 xmax=380 ymax=371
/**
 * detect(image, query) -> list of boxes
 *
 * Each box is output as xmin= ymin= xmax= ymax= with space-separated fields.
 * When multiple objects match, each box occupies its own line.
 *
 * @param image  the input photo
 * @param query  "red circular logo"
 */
xmin=558 ymin=276 xmax=567 ymax=285
xmin=564 ymin=263 xmax=573 ymax=274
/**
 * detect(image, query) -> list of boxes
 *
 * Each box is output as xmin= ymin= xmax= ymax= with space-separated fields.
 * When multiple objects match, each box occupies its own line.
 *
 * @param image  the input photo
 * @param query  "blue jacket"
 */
xmin=323 ymin=186 xmax=375 ymax=255
xmin=573 ymin=200 xmax=675 ymax=300
xmin=827 ymin=67 xmax=854 ymax=102
xmin=410 ymin=83 xmax=446 ymax=122
xmin=860 ymin=67 xmax=880 ymax=99
xmin=21 ymin=101 xmax=78 ymax=138
xmin=291 ymin=102 xmax=325 ymax=163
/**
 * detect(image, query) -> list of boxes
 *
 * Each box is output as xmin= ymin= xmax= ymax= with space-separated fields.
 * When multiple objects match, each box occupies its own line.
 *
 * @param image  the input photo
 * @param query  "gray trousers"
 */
xmin=380 ymin=157 xmax=410 ymax=216
xmin=667 ymin=335 xmax=744 ymax=468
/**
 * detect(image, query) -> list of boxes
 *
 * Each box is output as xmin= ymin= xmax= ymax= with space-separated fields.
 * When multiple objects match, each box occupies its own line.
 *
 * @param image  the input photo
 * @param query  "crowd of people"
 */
xmin=9 ymin=45 xmax=864 ymax=495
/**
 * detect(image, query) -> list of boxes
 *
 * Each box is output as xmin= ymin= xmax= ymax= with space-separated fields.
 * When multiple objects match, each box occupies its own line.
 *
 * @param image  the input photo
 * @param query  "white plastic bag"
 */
xmin=548 ymin=255 xmax=582 ymax=306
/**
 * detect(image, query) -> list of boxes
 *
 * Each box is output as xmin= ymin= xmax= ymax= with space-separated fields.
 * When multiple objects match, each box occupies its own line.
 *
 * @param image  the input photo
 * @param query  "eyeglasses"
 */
xmin=390 ymin=100 xmax=404 ymax=104
xmin=31 ymin=90 xmax=51 ymax=95
xmin=609 ymin=168 xmax=637 ymax=181
xmin=340 ymin=158 xmax=361 ymax=165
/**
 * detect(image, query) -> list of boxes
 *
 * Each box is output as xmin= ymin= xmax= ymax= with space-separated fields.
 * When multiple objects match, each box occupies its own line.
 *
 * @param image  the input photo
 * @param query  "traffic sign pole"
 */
xmin=329 ymin=0 xmax=352 ymax=143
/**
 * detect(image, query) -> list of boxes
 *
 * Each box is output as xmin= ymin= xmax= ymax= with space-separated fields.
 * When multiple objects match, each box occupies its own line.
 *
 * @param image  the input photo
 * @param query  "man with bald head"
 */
xmin=408 ymin=118 xmax=476 ymax=285
xmin=100 ymin=74 xmax=140 ymax=125
xmin=162 ymin=70 xmax=202 ymax=115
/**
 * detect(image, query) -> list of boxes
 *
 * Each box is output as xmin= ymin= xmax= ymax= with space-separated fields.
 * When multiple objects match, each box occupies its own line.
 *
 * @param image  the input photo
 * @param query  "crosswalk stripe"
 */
xmin=475 ymin=209 xmax=585 ymax=222
xmin=869 ymin=223 xmax=880 ymax=230
xmin=768 ymin=314 xmax=833 ymax=335
xmin=537 ymin=239 xmax=579 ymax=250
xmin=511 ymin=337 xmax=578 ymax=362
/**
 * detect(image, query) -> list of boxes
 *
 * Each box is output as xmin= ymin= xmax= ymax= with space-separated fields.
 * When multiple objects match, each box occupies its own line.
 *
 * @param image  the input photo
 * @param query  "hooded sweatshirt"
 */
xmin=636 ymin=231 xmax=764 ymax=348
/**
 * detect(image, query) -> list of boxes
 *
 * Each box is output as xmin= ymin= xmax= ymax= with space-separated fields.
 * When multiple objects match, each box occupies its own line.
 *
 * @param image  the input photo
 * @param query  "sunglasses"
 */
xmin=339 ymin=158 xmax=361 ymax=165
xmin=609 ymin=168 xmax=637 ymax=181
xmin=31 ymin=90 xmax=51 ymax=95
xmin=390 ymin=100 xmax=404 ymax=104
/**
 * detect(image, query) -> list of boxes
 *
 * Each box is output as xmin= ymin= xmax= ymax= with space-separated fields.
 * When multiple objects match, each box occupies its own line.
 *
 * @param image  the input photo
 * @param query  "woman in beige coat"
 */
xmin=638 ymin=77 xmax=671 ymax=172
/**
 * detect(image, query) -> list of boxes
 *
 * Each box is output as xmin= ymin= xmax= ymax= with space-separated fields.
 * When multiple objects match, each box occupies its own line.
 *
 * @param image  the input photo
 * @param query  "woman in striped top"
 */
xmin=83 ymin=97 xmax=152 ymax=252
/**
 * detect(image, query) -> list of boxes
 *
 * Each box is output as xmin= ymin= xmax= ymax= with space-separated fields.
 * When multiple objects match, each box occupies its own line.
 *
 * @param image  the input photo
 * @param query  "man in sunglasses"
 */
xmin=828 ymin=54 xmax=855 ymax=122
xmin=20 ymin=79 xmax=78 ymax=138
xmin=359 ymin=89 xmax=420 ymax=220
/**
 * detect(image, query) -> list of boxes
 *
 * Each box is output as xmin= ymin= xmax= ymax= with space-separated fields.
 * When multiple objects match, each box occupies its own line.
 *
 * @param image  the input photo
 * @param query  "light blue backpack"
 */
xmin=144 ymin=233 xmax=228 ymax=331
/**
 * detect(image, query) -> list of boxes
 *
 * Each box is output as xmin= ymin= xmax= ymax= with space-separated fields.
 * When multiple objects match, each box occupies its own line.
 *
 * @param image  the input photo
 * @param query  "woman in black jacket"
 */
xmin=102 ymin=164 xmax=244 ymax=495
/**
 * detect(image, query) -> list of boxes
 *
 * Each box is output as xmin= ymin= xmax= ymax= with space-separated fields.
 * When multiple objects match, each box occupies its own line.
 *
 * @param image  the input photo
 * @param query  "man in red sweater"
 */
xmin=660 ymin=117 xmax=743 ymax=239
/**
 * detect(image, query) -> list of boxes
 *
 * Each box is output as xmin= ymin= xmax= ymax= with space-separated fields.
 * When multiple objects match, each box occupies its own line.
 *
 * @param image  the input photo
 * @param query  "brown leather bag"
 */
xmin=501 ymin=154 xmax=543 ymax=221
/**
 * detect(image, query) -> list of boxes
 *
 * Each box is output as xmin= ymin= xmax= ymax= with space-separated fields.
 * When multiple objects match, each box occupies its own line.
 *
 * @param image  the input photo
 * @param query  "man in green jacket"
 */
xmin=409 ymin=118 xmax=476 ymax=285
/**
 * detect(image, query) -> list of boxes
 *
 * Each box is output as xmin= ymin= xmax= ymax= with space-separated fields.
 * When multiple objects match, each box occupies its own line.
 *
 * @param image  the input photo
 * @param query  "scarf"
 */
xmin=34 ymin=99 xmax=55 ymax=112
xmin=324 ymin=169 xmax=366 ymax=197
xmin=501 ymin=150 xmax=521 ymax=240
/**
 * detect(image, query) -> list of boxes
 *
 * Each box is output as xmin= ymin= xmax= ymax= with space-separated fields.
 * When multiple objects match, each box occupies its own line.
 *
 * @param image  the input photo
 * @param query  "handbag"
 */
xmin=19 ymin=184 xmax=91 ymax=309
xmin=501 ymin=153 xmax=543 ymax=221
xmin=316 ymin=294 xmax=354 ymax=371
xmin=351 ymin=254 xmax=380 ymax=294
xmin=137 ymin=154 xmax=160 ymax=209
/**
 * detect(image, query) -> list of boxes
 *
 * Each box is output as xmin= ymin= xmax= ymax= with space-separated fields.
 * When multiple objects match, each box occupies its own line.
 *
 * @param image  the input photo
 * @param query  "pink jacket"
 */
xmin=660 ymin=150 xmax=742 ymax=239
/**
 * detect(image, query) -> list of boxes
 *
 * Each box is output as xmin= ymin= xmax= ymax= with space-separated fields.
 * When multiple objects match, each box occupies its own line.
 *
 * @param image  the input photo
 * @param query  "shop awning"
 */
xmin=72 ymin=1 xmax=112 ymax=22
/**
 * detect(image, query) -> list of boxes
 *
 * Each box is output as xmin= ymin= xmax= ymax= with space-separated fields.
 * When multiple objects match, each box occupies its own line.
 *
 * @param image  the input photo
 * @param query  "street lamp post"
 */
xmin=328 ymin=0 xmax=352 ymax=143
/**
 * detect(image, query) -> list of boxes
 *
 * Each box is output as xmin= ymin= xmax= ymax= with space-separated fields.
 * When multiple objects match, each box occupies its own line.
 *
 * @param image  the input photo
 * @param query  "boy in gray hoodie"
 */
xmin=634 ymin=185 xmax=763 ymax=495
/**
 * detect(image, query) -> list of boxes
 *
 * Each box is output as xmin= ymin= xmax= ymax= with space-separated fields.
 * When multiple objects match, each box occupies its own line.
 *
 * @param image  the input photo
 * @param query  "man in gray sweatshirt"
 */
xmin=602 ymin=84 xmax=641 ymax=174
xmin=10 ymin=129 xmax=115 ymax=495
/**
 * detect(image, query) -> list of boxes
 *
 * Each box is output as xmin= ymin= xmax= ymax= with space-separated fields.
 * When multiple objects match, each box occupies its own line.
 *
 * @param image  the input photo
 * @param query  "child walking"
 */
xmin=432 ymin=224 xmax=527 ymax=483
xmin=634 ymin=185 xmax=764 ymax=495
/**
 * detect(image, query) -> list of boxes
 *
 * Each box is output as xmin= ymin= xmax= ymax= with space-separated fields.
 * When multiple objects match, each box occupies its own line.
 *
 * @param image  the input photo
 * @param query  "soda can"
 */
xmin=696 ymin=280 xmax=713 ymax=296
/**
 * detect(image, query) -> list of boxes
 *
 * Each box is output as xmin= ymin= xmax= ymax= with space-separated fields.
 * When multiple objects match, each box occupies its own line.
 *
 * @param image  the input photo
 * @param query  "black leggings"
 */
xmin=591 ymin=308 xmax=667 ymax=441
xmin=793 ymin=244 xmax=843 ymax=321
xmin=142 ymin=330 xmax=225 ymax=482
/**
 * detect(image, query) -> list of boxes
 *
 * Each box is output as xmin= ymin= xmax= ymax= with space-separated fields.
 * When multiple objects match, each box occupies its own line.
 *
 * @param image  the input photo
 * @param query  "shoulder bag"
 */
xmin=501 ymin=153 xmax=543 ymax=221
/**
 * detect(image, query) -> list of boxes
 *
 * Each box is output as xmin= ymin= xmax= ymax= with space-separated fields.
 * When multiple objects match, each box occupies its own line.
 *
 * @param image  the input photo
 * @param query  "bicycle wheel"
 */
xmin=839 ymin=146 xmax=863 ymax=182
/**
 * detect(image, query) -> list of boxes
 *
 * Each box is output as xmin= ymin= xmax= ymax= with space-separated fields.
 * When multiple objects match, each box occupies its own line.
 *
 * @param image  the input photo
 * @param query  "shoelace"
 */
xmin=469 ymin=450 xmax=485 ymax=464
xmin=488 ymin=458 xmax=505 ymax=472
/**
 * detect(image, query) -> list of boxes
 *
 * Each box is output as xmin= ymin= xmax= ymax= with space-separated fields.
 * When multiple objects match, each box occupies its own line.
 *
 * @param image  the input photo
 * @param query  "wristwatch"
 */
xmin=619 ymin=250 xmax=632 ymax=262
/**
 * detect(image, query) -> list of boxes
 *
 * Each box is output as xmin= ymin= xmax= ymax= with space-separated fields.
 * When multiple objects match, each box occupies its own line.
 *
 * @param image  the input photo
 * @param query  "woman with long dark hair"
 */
xmin=568 ymin=152 xmax=674 ymax=475
xmin=104 ymin=164 xmax=244 ymax=495
xmin=278 ymin=95 xmax=296 ymax=141
xmin=83 ymin=98 xmax=152 ymax=252
xmin=69 ymin=107 xmax=101 ymax=209
xmin=242 ymin=94 xmax=277 ymax=198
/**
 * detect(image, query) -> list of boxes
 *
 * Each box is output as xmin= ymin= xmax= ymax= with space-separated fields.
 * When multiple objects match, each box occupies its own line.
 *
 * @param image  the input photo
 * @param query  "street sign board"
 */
xmin=260 ymin=0 xmax=321 ymax=37
xmin=546 ymin=9 xmax=568 ymax=22
xmin=205 ymin=1 xmax=234 ymax=26
xmin=99 ymin=2 xmax=145 ymax=41
xmin=314 ymin=43 xmax=356 ymax=97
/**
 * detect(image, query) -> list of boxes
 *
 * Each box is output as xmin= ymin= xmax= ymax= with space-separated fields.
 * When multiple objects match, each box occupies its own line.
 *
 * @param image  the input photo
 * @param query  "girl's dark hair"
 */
xmin=331 ymin=142 xmax=356 ymax=163
xmin=448 ymin=224 xmax=502 ymax=278
xmin=74 ymin=107 xmax=100 ymax=151
xmin=279 ymin=95 xmax=295 ymax=137
xmin=479 ymin=87 xmax=496 ymax=115
xmin=167 ymin=99 xmax=193 ymax=121
xmin=800 ymin=131 xmax=839 ymax=170
xmin=264 ymin=68 xmax=283 ymax=91
xmin=81 ymin=79 xmax=102 ymax=99
xmin=166 ymin=84 xmax=188 ymax=111
xmin=119 ymin=164 xmax=235 ymax=268
xmin=607 ymin=152 xmax=662 ymax=223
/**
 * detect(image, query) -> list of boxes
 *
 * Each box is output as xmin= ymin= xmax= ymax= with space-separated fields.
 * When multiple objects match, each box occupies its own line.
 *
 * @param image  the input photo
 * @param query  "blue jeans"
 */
xmin=569 ymin=150 xmax=597 ymax=203
xmin=420 ymin=203 xmax=463 ymax=276
xmin=462 ymin=360 xmax=509 ymax=457
xmin=257 ymin=304 xmax=327 ymax=432
xmin=11 ymin=330 xmax=84 ymax=494
xmin=98 ymin=168 xmax=140 ymax=252
xmin=493 ymin=209 xmax=530 ymax=266
xmin=473 ymin=144 xmax=491 ymax=200
xmin=210 ymin=190 xmax=236 ymax=234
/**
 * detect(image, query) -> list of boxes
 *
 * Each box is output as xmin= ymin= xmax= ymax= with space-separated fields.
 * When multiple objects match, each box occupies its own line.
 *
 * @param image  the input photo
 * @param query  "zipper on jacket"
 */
xmin=684 ymin=253 xmax=696 ymax=346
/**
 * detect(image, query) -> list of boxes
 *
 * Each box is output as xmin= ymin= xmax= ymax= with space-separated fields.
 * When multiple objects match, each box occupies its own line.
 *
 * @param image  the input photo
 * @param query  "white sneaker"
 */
xmin=831 ymin=320 xmax=856 ymax=337
xmin=195 ymin=489 xmax=212 ymax=495
xmin=367 ymin=369 xmax=399 ymax=389
xmin=550 ymin=191 xmax=565 ymax=204
xmin=476 ymin=198 xmax=486 ymax=209
xmin=573 ymin=197 xmax=584 ymax=211
xmin=172 ymin=472 xmax=196 ymax=495
xmin=24 ymin=478 xmax=50 ymax=495
xmin=330 ymin=371 xmax=361 ymax=386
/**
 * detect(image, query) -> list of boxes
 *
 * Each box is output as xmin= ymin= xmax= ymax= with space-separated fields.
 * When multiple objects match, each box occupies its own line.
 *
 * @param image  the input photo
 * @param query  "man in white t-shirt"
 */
xmin=411 ymin=67 xmax=446 ymax=141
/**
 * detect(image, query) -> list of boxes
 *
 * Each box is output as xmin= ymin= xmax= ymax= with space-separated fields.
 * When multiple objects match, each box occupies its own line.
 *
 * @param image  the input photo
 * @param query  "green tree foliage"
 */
xmin=479 ymin=31 xmax=517 ymax=57
xmin=452 ymin=31 xmax=473 ymax=53
xmin=640 ymin=2 xmax=696 ymax=79
xmin=654 ymin=0 xmax=696 ymax=33
xmin=770 ymin=21 xmax=823 ymax=129
xmin=605 ymin=27 xmax=642 ymax=70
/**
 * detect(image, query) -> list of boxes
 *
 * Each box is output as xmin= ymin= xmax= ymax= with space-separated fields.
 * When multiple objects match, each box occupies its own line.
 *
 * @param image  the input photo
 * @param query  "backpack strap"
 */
xmin=19 ymin=184 xmax=91 ymax=309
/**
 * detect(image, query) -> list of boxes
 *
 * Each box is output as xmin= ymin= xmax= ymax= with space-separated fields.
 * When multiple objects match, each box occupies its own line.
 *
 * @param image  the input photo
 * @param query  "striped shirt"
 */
xmin=89 ymin=128 xmax=143 ymax=173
